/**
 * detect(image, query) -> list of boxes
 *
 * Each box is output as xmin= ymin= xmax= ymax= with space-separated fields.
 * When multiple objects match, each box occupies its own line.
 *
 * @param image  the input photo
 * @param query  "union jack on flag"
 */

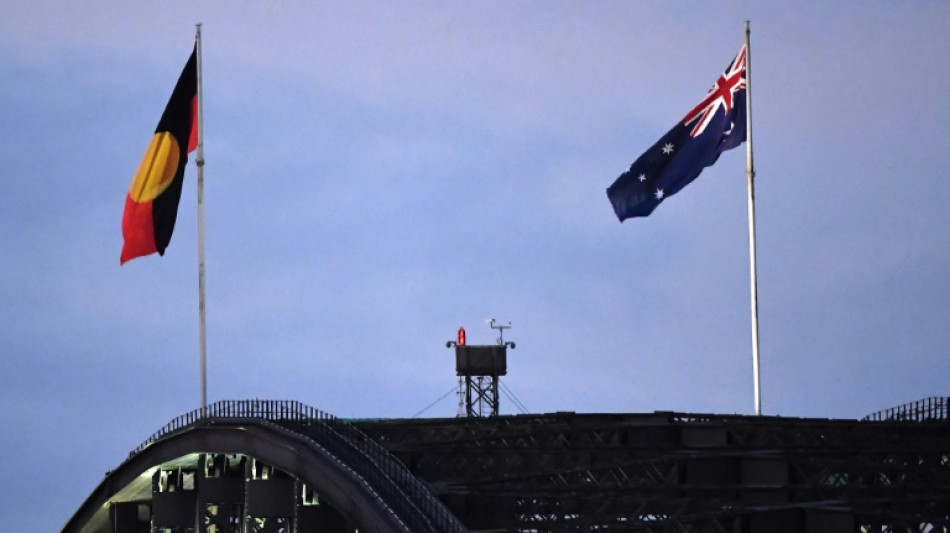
xmin=607 ymin=44 xmax=748 ymax=222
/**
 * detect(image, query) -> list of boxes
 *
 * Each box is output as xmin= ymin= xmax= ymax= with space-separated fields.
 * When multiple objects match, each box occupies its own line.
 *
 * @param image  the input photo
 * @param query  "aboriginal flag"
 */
xmin=120 ymin=46 xmax=198 ymax=264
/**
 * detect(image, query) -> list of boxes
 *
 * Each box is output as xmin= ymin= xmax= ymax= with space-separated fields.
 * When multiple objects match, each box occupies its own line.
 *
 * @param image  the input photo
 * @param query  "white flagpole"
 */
xmin=195 ymin=23 xmax=208 ymax=415
xmin=744 ymin=21 xmax=762 ymax=416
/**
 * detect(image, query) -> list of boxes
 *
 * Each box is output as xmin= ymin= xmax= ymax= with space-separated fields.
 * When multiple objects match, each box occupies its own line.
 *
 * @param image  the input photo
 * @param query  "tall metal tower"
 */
xmin=446 ymin=320 xmax=514 ymax=417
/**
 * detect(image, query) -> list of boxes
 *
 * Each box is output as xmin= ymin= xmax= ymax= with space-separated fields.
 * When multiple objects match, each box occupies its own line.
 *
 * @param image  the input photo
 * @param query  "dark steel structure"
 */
xmin=447 ymin=320 xmax=515 ymax=418
xmin=453 ymin=344 xmax=509 ymax=417
xmin=64 ymin=401 xmax=466 ymax=533
xmin=65 ymin=398 xmax=950 ymax=532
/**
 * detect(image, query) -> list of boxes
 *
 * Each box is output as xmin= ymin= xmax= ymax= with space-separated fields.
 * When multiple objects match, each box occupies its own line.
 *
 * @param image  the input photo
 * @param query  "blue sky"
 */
xmin=2 ymin=2 xmax=949 ymax=530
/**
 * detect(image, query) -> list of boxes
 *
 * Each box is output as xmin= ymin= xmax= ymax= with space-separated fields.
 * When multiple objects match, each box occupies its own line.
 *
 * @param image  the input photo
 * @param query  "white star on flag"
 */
xmin=661 ymin=143 xmax=674 ymax=154
xmin=655 ymin=188 xmax=664 ymax=200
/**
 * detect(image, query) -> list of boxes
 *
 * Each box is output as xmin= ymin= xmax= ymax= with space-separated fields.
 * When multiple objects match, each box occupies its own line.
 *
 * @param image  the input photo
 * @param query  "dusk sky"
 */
xmin=2 ymin=2 xmax=949 ymax=530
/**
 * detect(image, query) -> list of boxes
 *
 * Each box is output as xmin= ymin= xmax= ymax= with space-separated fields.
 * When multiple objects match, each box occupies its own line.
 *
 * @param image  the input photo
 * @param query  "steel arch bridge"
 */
xmin=64 ymin=398 xmax=950 ymax=533
xmin=63 ymin=400 xmax=465 ymax=533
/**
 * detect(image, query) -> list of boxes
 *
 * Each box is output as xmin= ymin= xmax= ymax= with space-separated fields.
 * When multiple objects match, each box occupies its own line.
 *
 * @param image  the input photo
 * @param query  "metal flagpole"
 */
xmin=744 ymin=21 xmax=761 ymax=416
xmin=195 ymin=23 xmax=208 ymax=415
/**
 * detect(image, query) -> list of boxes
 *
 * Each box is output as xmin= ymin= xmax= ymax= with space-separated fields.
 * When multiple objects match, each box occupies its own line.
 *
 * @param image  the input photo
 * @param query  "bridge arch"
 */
xmin=62 ymin=400 xmax=465 ymax=533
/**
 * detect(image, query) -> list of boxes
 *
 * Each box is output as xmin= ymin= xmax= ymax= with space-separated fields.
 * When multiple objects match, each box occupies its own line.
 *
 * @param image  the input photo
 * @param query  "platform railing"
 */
xmin=862 ymin=396 xmax=949 ymax=422
xmin=126 ymin=399 xmax=466 ymax=533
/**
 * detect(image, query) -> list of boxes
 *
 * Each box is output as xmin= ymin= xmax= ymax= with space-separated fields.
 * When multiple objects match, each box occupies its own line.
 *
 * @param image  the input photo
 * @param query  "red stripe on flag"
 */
xmin=188 ymin=94 xmax=198 ymax=153
xmin=120 ymin=194 xmax=157 ymax=264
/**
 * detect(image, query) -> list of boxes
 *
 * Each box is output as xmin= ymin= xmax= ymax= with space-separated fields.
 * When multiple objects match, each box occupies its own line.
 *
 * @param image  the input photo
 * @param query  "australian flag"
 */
xmin=607 ymin=45 xmax=748 ymax=221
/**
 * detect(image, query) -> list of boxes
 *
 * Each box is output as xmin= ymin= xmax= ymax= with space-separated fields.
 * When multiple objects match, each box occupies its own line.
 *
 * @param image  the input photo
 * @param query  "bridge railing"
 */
xmin=125 ymin=399 xmax=465 ymax=533
xmin=128 ymin=399 xmax=337 ymax=457
xmin=862 ymin=396 xmax=949 ymax=422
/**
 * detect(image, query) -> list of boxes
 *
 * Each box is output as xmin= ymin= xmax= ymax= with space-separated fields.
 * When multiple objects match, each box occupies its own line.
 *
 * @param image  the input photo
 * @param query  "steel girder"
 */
xmin=356 ymin=412 xmax=950 ymax=532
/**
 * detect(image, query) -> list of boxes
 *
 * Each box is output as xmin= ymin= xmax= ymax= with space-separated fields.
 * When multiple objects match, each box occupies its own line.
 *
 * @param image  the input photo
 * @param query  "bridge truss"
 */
xmin=357 ymin=405 xmax=950 ymax=532
xmin=64 ymin=398 xmax=950 ymax=532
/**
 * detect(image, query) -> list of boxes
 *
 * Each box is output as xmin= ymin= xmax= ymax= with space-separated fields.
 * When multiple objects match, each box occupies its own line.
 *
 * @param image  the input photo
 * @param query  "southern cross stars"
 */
xmin=655 ymin=188 xmax=664 ymax=200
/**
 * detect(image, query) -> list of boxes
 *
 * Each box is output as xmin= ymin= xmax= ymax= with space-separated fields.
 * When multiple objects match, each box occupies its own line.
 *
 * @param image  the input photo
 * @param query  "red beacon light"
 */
xmin=457 ymin=327 xmax=466 ymax=346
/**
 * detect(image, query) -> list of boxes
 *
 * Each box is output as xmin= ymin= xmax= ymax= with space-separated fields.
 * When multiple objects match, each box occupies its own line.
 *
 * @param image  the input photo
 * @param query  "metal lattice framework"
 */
xmin=356 ymin=405 xmax=950 ymax=532
xmin=63 ymin=400 xmax=466 ymax=533
xmin=64 ymin=398 xmax=950 ymax=533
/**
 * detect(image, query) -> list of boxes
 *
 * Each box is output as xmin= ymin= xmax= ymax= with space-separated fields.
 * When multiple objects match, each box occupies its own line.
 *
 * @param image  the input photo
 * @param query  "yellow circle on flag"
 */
xmin=128 ymin=132 xmax=180 ymax=202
